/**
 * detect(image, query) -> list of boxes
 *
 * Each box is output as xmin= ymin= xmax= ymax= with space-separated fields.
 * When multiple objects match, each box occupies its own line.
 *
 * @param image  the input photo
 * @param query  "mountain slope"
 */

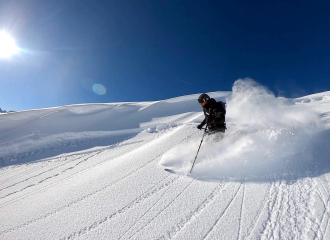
xmin=1 ymin=81 xmax=330 ymax=240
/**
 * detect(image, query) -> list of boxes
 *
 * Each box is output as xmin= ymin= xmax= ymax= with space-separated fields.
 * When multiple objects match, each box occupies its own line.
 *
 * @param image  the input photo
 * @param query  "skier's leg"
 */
xmin=212 ymin=126 xmax=226 ymax=142
xmin=213 ymin=132 xmax=224 ymax=142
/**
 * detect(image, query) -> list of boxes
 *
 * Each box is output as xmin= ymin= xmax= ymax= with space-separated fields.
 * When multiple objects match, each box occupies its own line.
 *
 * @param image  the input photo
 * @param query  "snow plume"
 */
xmin=227 ymin=78 xmax=320 ymax=129
xmin=160 ymin=79 xmax=325 ymax=181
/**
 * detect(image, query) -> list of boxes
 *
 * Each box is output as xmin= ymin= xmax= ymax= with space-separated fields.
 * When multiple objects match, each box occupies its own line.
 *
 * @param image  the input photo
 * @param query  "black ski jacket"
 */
xmin=200 ymin=98 xmax=226 ymax=128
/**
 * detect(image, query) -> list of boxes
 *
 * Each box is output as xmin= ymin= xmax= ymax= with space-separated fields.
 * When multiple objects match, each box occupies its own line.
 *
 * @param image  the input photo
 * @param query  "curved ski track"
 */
xmin=0 ymin=133 xmax=158 ymax=207
xmin=1 ymin=118 xmax=330 ymax=239
xmin=0 ymin=125 xmax=201 ymax=239
xmin=155 ymin=182 xmax=228 ymax=240
xmin=66 ymin=175 xmax=183 ymax=240
xmin=202 ymin=182 xmax=244 ymax=240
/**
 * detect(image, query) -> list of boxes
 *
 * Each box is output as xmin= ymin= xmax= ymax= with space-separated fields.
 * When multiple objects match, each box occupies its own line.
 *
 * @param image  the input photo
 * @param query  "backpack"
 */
xmin=217 ymin=101 xmax=226 ymax=115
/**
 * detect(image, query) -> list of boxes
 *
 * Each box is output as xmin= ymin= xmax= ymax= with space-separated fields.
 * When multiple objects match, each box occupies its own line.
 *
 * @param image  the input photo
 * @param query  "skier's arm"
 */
xmin=200 ymin=117 xmax=207 ymax=126
xmin=197 ymin=116 xmax=208 ymax=129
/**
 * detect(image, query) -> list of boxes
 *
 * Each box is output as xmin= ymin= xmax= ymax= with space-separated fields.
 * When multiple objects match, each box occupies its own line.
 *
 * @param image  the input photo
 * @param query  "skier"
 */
xmin=197 ymin=93 xmax=226 ymax=139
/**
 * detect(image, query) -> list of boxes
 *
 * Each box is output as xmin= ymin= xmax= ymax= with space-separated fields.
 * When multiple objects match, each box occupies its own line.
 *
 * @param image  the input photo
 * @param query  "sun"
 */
xmin=0 ymin=31 xmax=19 ymax=58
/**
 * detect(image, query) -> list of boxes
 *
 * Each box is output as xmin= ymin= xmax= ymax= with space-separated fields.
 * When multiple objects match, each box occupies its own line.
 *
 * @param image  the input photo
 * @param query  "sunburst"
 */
xmin=0 ymin=31 xmax=19 ymax=58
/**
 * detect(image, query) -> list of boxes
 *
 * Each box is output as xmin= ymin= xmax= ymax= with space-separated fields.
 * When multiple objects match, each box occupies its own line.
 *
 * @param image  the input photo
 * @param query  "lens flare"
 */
xmin=92 ymin=84 xmax=107 ymax=95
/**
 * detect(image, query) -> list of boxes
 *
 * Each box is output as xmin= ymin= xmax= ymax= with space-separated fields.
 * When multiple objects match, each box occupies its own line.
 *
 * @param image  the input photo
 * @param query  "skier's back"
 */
xmin=197 ymin=93 xmax=226 ymax=133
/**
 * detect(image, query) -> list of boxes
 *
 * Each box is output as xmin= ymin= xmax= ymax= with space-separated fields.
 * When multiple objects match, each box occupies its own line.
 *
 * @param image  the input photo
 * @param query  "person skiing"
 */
xmin=197 ymin=93 xmax=226 ymax=133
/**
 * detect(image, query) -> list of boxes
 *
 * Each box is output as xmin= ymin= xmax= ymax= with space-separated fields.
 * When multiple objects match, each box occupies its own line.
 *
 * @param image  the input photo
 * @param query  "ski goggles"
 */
xmin=198 ymin=98 xmax=206 ymax=103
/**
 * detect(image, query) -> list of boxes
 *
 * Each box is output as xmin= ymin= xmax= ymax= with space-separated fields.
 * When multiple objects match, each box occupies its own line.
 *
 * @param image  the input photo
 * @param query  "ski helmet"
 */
xmin=198 ymin=93 xmax=210 ymax=103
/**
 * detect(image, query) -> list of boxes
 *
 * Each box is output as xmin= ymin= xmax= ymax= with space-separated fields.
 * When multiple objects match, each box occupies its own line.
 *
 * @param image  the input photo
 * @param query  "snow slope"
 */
xmin=1 ymin=79 xmax=330 ymax=240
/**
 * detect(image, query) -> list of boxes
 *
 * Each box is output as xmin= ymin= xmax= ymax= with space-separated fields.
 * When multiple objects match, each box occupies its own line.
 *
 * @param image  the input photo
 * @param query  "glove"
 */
xmin=197 ymin=124 xmax=203 ymax=130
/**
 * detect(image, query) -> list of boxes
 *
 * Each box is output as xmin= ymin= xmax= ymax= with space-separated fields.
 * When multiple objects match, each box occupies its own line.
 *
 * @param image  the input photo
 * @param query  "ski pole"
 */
xmin=189 ymin=123 xmax=208 ymax=174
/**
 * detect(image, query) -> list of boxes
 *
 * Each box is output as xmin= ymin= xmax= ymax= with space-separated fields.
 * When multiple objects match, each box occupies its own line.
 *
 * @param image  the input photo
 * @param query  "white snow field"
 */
xmin=1 ymin=79 xmax=330 ymax=240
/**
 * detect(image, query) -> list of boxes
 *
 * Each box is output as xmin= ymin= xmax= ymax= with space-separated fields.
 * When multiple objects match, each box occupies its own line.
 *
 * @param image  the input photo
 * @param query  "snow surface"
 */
xmin=1 ymin=79 xmax=330 ymax=240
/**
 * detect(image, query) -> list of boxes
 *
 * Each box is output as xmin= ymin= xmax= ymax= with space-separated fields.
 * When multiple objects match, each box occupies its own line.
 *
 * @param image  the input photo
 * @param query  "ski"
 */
xmin=164 ymin=168 xmax=177 ymax=174
xmin=164 ymin=168 xmax=191 ymax=176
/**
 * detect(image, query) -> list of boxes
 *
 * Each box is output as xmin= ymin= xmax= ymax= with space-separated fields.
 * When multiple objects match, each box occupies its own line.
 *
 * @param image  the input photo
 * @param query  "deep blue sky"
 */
xmin=1 ymin=0 xmax=330 ymax=111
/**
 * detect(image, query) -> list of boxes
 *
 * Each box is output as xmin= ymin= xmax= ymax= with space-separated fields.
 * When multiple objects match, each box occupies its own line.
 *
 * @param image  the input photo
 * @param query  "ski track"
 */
xmin=320 ymin=145 xmax=330 ymax=238
xmin=261 ymin=156 xmax=289 ymax=240
xmin=155 ymin=181 xmax=227 ymax=240
xmin=302 ymin=163 xmax=326 ymax=239
xmin=0 ymin=135 xmax=152 ymax=186
xmin=0 ymin=134 xmax=156 ymax=206
xmin=311 ymin=145 xmax=330 ymax=239
xmin=0 ymin=154 xmax=84 ymax=184
xmin=244 ymin=180 xmax=274 ymax=240
xmin=0 ymin=144 xmax=111 ymax=184
xmin=61 ymin=175 xmax=182 ymax=240
xmin=317 ymin=174 xmax=330 ymax=239
xmin=1 ymin=96 xmax=330 ymax=240
xmin=0 ymin=164 xmax=36 ymax=180
xmin=237 ymin=181 xmax=246 ymax=240
xmin=0 ymin=154 xmax=88 ymax=193
xmin=202 ymin=182 xmax=244 ymax=240
xmin=261 ymin=153 xmax=321 ymax=240
xmin=0 ymin=141 xmax=161 ymax=209
xmin=264 ymin=164 xmax=297 ymax=239
xmin=0 ymin=151 xmax=102 ymax=200
xmin=0 ymin=126 xmax=199 ymax=237
xmin=117 ymin=177 xmax=189 ymax=240
xmin=126 ymin=179 xmax=196 ymax=240
xmin=0 ymin=164 xmax=44 ymax=184
xmin=0 ymin=141 xmax=127 ymax=184
xmin=0 ymin=159 xmax=173 ymax=236
xmin=292 ymin=146 xmax=329 ymax=240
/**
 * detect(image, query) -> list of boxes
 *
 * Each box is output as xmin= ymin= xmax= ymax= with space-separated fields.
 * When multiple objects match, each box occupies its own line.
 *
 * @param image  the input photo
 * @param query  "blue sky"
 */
xmin=1 ymin=0 xmax=330 ymax=111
